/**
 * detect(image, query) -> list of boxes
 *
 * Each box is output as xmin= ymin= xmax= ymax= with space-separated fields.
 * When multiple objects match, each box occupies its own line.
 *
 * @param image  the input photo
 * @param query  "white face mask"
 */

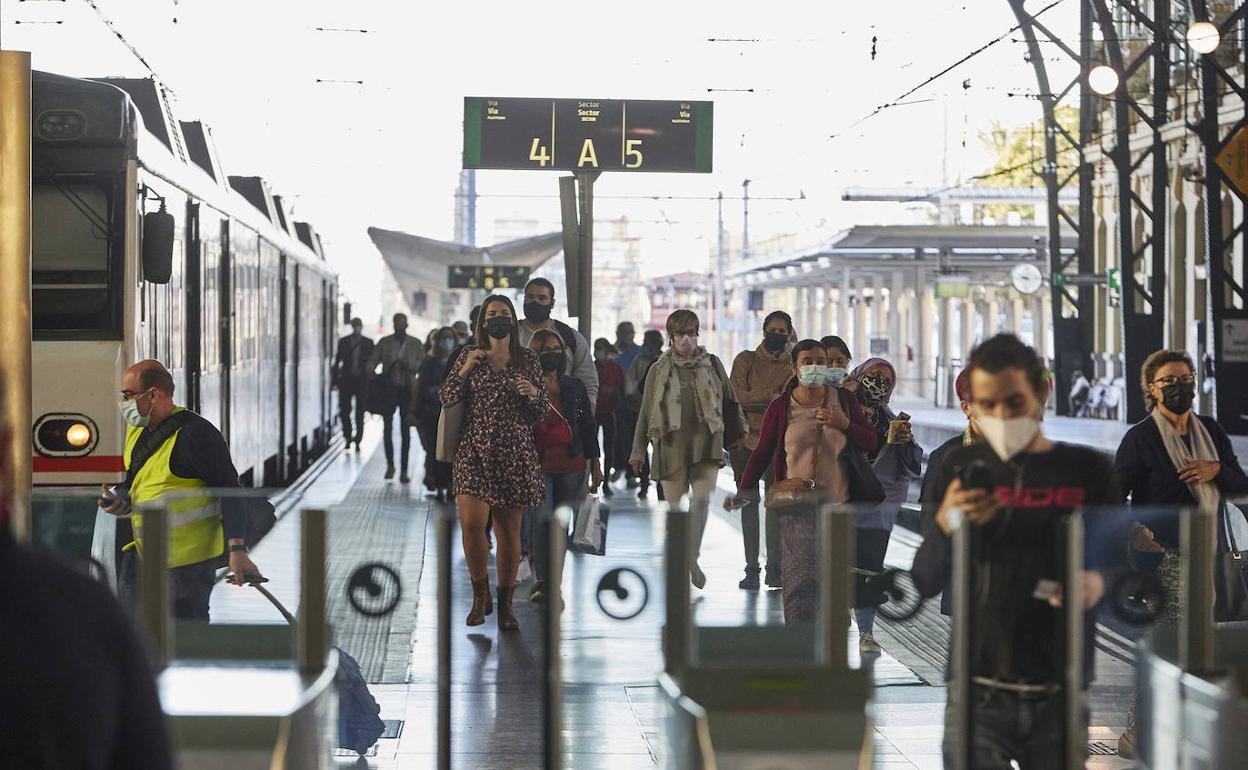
xmin=825 ymin=367 xmax=848 ymax=385
xmin=796 ymin=365 xmax=826 ymax=387
xmin=119 ymin=391 xmax=152 ymax=428
xmin=975 ymin=414 xmax=1039 ymax=462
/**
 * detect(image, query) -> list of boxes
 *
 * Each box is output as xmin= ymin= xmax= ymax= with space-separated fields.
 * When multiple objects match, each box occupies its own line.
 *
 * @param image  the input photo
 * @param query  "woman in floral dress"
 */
xmin=440 ymin=295 xmax=546 ymax=630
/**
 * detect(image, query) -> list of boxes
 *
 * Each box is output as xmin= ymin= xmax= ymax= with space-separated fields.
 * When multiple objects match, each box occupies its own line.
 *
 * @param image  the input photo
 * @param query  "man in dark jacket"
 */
xmin=333 ymin=317 xmax=375 ymax=450
xmin=917 ymin=368 xmax=980 ymax=614
xmin=913 ymin=334 xmax=1118 ymax=770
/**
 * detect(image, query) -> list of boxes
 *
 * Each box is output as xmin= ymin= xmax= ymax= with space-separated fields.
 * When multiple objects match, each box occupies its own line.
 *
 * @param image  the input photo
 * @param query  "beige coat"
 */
xmin=729 ymin=345 xmax=794 ymax=450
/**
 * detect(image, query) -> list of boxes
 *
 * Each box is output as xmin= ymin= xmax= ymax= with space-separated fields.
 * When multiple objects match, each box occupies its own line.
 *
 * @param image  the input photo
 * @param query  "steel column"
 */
xmin=1007 ymin=0 xmax=1096 ymax=415
xmin=0 ymin=51 xmax=31 ymax=539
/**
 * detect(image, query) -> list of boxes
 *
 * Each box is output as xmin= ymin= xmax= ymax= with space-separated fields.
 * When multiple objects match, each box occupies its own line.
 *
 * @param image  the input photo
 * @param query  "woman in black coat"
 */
xmin=413 ymin=327 xmax=458 ymax=501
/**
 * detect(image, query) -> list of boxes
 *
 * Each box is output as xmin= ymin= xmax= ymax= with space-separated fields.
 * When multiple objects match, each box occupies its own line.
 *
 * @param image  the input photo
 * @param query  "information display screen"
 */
xmin=463 ymin=97 xmax=712 ymax=173
xmin=447 ymin=265 xmax=531 ymax=290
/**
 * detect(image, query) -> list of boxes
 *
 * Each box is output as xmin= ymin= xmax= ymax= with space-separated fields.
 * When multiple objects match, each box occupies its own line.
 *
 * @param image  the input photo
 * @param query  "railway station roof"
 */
xmin=368 ymin=227 xmax=563 ymax=292
xmin=725 ymin=224 xmax=1075 ymax=291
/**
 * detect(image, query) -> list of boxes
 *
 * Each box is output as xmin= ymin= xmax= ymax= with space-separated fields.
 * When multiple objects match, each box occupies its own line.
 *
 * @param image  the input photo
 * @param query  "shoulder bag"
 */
xmin=435 ymin=347 xmax=473 ymax=463
xmin=1215 ymin=501 xmax=1248 ymax=622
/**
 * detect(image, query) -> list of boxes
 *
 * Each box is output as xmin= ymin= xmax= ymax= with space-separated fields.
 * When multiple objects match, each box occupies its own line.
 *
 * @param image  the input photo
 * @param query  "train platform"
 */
xmin=211 ymin=422 xmax=1138 ymax=768
xmin=895 ymin=397 xmax=1248 ymax=461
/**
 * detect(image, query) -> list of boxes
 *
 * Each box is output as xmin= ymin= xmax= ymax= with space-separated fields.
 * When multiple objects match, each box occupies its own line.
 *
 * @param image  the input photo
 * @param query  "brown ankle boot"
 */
xmin=496 ymin=585 xmax=519 ymax=631
xmin=467 ymin=579 xmax=493 ymax=626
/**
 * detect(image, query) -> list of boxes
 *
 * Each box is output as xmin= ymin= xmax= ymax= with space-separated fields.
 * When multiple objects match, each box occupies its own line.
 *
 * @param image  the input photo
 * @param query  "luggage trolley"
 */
xmin=657 ymin=503 xmax=874 ymax=769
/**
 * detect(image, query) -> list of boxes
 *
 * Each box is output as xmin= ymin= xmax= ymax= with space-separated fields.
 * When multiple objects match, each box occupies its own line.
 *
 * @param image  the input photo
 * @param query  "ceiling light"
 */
xmin=1187 ymin=21 xmax=1221 ymax=55
xmin=1088 ymin=65 xmax=1120 ymax=96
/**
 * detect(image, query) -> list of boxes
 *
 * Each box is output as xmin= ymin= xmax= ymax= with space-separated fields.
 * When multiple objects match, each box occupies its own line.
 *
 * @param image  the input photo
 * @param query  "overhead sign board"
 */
xmin=447 ymin=265 xmax=531 ymax=291
xmin=1053 ymin=273 xmax=1107 ymax=287
xmin=463 ymin=97 xmax=713 ymax=173
xmin=1216 ymin=125 xmax=1248 ymax=199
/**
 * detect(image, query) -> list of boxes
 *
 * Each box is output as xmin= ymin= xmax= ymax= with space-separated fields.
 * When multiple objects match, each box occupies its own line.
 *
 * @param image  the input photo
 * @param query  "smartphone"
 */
xmin=956 ymin=459 xmax=994 ymax=493
xmin=1032 ymin=579 xmax=1060 ymax=602
xmin=896 ymin=411 xmax=911 ymax=422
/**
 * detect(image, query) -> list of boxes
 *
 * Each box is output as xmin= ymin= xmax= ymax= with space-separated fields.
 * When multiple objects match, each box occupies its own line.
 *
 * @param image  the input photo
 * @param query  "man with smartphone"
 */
xmin=99 ymin=360 xmax=263 ymax=621
xmin=912 ymin=334 xmax=1118 ymax=769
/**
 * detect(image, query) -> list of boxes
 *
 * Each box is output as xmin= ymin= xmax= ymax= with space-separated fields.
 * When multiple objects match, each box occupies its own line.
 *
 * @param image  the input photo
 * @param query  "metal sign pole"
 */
xmin=817 ymin=505 xmax=851 ymax=668
xmin=575 ymin=172 xmax=599 ymax=342
xmin=436 ymin=513 xmax=453 ymax=770
xmin=0 ymin=51 xmax=32 ymax=540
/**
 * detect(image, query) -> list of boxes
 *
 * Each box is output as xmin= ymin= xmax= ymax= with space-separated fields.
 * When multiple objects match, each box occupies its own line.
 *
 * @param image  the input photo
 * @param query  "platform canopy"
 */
xmin=725 ymin=224 xmax=1076 ymax=291
xmin=368 ymin=227 xmax=563 ymax=294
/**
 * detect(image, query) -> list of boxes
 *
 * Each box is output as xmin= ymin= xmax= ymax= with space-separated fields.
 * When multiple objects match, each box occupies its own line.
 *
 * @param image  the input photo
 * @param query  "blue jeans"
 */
xmin=531 ymin=469 xmax=586 ymax=583
xmin=942 ymin=684 xmax=1084 ymax=770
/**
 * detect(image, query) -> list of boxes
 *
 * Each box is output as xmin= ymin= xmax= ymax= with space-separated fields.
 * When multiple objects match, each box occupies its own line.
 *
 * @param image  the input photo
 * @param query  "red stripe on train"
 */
xmin=33 ymin=455 xmax=125 ymax=473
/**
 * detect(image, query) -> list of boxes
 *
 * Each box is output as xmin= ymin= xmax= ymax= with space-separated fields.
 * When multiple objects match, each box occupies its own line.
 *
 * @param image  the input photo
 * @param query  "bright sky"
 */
xmin=3 ymin=0 xmax=1079 ymax=322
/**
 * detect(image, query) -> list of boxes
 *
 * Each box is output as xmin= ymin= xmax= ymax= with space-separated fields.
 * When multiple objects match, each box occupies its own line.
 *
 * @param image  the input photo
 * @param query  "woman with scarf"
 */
xmin=440 ymin=295 xmax=546 ymax=630
xmin=1112 ymin=349 xmax=1248 ymax=758
xmin=414 ymin=326 xmax=458 ymax=501
xmin=629 ymin=309 xmax=744 ymax=588
xmin=727 ymin=339 xmax=878 ymax=622
xmin=843 ymin=357 xmax=923 ymax=654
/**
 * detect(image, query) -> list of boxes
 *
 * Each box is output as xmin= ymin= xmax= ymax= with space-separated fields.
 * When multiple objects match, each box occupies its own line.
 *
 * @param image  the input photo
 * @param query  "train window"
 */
xmin=32 ymin=181 xmax=121 ymax=338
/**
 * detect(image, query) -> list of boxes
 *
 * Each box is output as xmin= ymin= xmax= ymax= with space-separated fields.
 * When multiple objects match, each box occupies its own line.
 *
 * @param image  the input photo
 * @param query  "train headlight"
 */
xmin=33 ymin=414 xmax=99 ymax=457
xmin=66 ymin=422 xmax=92 ymax=448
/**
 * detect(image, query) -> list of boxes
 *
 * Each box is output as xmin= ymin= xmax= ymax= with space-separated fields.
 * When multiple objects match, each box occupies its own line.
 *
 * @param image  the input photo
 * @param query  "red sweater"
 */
xmin=595 ymin=359 xmax=626 ymax=415
xmin=737 ymin=386 xmax=878 ymax=491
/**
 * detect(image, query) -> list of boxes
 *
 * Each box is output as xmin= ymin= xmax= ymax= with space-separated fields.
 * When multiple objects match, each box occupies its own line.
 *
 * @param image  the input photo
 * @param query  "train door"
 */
xmin=290 ymin=264 xmax=301 ymax=469
xmin=219 ymin=218 xmax=232 ymax=444
xmin=278 ymin=253 xmax=289 ymax=482
xmin=185 ymin=201 xmax=202 ymax=413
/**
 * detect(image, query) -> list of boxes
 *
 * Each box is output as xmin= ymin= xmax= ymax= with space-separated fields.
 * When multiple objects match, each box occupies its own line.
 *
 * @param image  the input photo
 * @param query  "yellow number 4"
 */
xmin=625 ymin=139 xmax=643 ymax=169
xmin=529 ymin=137 xmax=551 ymax=167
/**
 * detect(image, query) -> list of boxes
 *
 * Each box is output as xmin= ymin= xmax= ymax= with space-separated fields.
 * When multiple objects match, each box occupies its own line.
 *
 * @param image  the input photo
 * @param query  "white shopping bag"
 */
xmin=90 ymin=507 xmax=119 ymax=594
xmin=515 ymin=554 xmax=534 ymax=584
xmin=571 ymin=495 xmax=609 ymax=555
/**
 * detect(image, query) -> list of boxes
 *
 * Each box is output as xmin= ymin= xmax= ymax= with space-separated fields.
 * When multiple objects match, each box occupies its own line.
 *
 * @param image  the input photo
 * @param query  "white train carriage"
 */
xmin=31 ymin=71 xmax=338 ymax=553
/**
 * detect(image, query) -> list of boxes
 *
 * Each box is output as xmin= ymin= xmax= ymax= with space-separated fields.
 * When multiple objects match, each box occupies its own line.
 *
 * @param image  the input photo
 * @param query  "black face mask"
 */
xmin=523 ymin=301 xmax=552 ymax=323
xmin=484 ymin=317 xmax=513 ymax=339
xmin=763 ymin=332 xmax=788 ymax=353
xmin=539 ymin=351 xmax=564 ymax=372
xmin=1160 ymin=381 xmax=1196 ymax=414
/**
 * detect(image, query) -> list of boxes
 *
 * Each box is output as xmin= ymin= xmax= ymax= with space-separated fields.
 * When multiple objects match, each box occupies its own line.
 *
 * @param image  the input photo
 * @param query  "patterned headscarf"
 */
xmin=848 ymin=357 xmax=898 ymax=406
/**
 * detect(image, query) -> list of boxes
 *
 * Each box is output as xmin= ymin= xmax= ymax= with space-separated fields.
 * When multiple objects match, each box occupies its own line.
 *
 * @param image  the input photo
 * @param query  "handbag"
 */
xmin=843 ymin=445 xmax=886 ymax=504
xmin=1214 ymin=502 xmax=1248 ymax=622
xmin=723 ymin=397 xmax=747 ymax=448
xmin=534 ymin=401 xmax=574 ymax=452
xmin=765 ymin=391 xmax=826 ymax=510
xmin=435 ymin=399 xmax=466 ymax=463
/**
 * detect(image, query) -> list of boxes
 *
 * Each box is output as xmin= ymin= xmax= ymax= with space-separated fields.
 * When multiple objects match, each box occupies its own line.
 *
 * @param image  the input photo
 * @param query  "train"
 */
xmin=30 ymin=70 xmax=339 ymax=550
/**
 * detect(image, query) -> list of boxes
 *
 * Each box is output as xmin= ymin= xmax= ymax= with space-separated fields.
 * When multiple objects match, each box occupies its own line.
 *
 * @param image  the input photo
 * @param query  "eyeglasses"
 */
xmin=1152 ymin=374 xmax=1196 ymax=387
xmin=119 ymin=389 xmax=151 ymax=401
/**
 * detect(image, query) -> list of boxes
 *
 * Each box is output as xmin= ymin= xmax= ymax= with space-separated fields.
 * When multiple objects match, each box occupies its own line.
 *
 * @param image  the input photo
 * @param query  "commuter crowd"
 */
xmin=4 ymin=273 xmax=1247 ymax=770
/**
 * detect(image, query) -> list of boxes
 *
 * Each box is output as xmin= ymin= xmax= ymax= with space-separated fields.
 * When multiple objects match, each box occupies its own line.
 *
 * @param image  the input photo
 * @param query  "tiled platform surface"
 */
xmin=214 ymin=419 xmax=1143 ymax=768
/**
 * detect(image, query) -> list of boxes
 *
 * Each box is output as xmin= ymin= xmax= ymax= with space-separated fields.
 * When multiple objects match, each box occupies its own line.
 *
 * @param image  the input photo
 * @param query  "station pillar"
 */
xmin=961 ymin=297 xmax=976 ymax=362
xmin=854 ymin=279 xmax=869 ymax=367
xmin=838 ymin=268 xmax=852 ymax=342
xmin=915 ymin=270 xmax=932 ymax=399
xmin=0 ymin=51 xmax=32 ymax=539
xmin=985 ymin=289 xmax=1001 ymax=337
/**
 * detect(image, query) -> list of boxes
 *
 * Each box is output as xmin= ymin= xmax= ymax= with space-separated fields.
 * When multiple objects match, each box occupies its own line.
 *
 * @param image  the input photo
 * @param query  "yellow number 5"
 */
xmin=625 ymin=139 xmax=643 ymax=169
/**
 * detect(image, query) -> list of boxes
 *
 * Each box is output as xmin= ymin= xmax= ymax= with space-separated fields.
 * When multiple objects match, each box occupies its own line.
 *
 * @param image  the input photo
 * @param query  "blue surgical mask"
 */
xmin=797 ymin=365 xmax=826 ymax=387
xmin=825 ymin=367 xmax=848 ymax=385
xmin=119 ymin=391 xmax=151 ymax=428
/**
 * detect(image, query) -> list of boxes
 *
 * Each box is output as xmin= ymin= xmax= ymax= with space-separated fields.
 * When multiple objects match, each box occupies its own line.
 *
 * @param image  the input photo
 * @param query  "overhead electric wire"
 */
xmin=841 ymin=0 xmax=1069 ymax=132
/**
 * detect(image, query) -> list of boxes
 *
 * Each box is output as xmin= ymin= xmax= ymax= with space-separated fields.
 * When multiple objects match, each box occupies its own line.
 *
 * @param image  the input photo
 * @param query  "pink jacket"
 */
xmin=737 ymin=386 xmax=878 ymax=491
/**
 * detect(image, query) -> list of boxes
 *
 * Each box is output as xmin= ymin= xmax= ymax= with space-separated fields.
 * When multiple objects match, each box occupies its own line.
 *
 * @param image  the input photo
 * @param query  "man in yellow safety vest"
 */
xmin=98 ymin=360 xmax=262 ymax=620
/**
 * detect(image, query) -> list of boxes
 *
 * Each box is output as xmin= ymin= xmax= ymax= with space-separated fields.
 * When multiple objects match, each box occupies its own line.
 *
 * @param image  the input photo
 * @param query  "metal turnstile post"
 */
xmin=138 ymin=503 xmax=172 ymax=669
xmin=1180 ymin=507 xmax=1216 ymax=674
xmin=1063 ymin=513 xmax=1087 ymax=770
xmin=949 ymin=518 xmax=972 ymax=770
xmin=817 ymin=505 xmax=852 ymax=667
xmin=664 ymin=507 xmax=691 ymax=679
xmin=436 ymin=513 xmax=453 ymax=770
xmin=543 ymin=508 xmax=566 ymax=770
xmin=297 ymin=508 xmax=327 ymax=674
